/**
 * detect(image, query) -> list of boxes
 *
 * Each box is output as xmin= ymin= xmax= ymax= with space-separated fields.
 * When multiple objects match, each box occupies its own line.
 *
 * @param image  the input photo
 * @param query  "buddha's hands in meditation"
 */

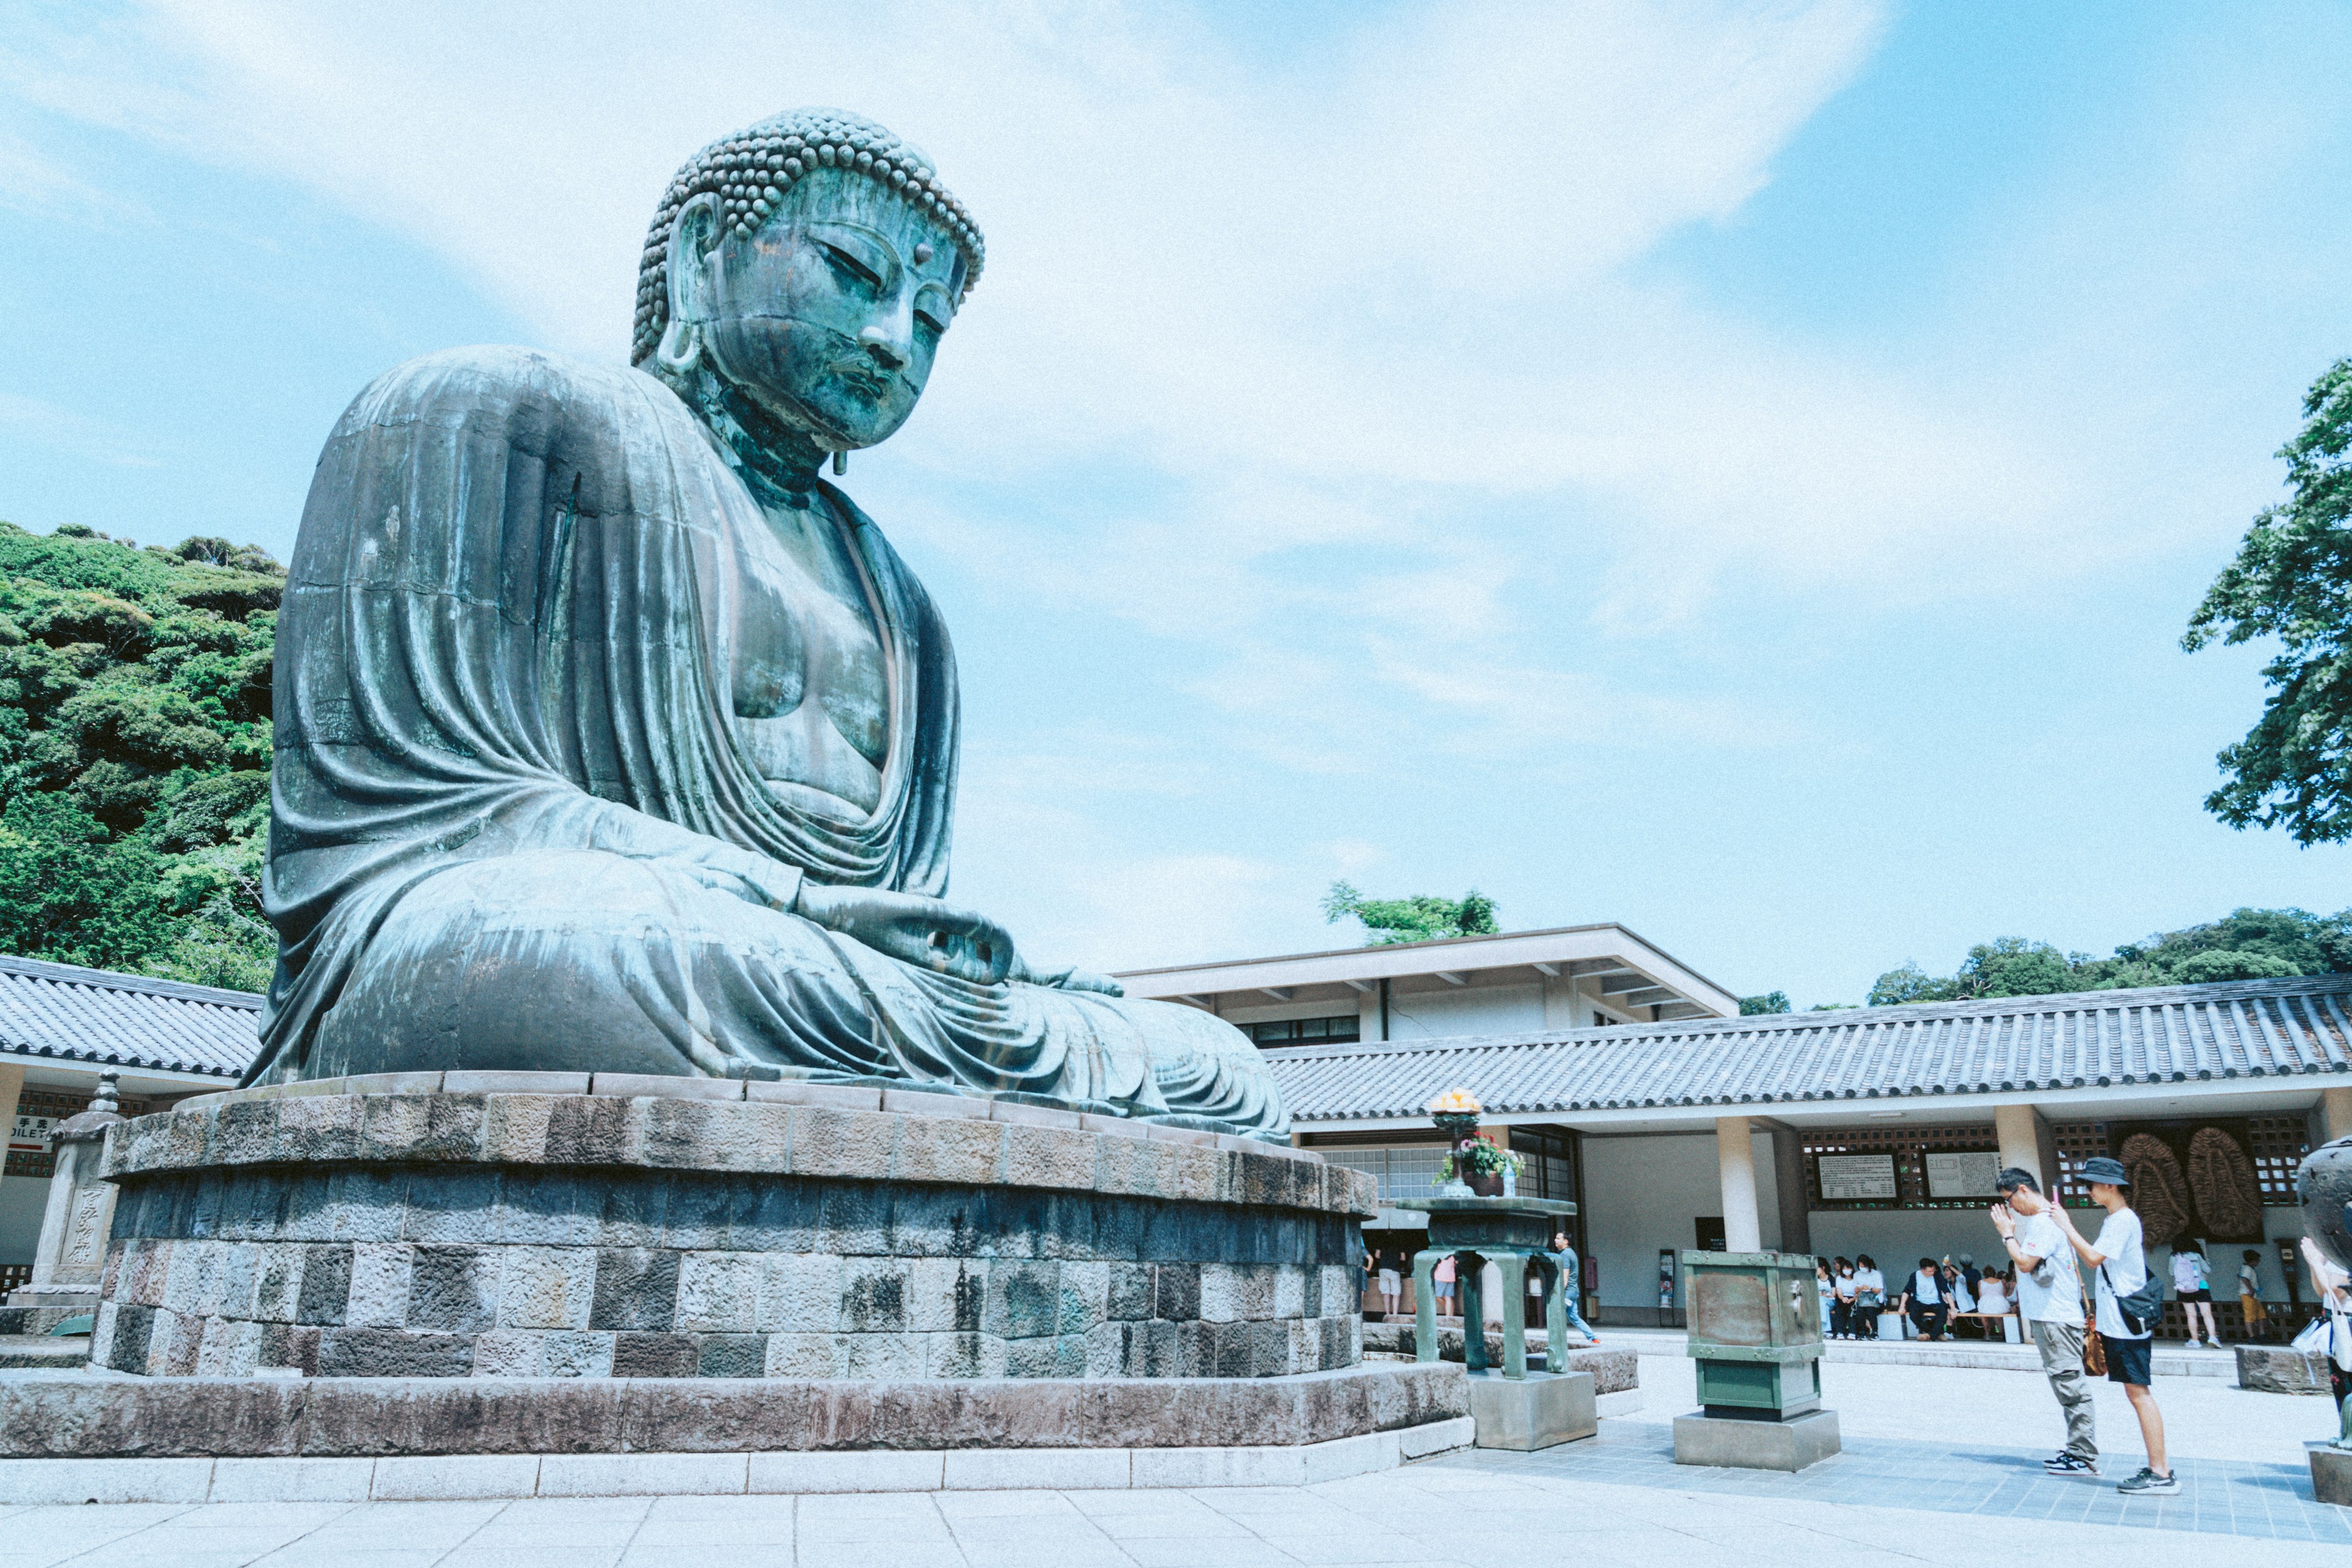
xmin=791 ymin=883 xmax=1123 ymax=995
xmin=792 ymin=882 xmax=1017 ymax=986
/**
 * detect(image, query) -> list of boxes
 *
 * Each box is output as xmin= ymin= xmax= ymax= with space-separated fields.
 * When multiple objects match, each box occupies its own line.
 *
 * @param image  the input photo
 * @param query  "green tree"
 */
xmin=1739 ymin=991 xmax=1791 ymax=1014
xmin=1867 ymin=907 xmax=2352 ymax=1006
xmin=0 ymin=521 xmax=282 ymax=987
xmin=1321 ymin=881 xmax=1499 ymax=945
xmin=2184 ymin=356 xmax=2352 ymax=842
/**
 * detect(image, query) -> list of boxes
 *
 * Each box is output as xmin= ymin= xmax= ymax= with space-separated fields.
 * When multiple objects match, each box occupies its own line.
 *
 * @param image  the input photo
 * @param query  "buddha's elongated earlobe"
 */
xmin=655 ymin=316 xmax=701 ymax=375
xmin=657 ymin=192 xmax=724 ymax=379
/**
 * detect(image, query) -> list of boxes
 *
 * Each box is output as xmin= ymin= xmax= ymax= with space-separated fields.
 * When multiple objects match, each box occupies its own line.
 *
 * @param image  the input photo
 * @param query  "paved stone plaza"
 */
xmin=12 ymin=1351 xmax=2348 ymax=1565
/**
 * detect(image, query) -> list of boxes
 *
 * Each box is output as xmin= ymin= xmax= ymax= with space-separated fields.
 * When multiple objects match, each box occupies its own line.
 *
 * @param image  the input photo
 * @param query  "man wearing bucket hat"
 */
xmin=2049 ymin=1155 xmax=2176 ymax=1494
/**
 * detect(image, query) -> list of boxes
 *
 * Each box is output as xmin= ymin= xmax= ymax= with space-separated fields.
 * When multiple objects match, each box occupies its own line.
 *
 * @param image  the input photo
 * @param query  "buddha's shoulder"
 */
xmin=341 ymin=345 xmax=692 ymax=440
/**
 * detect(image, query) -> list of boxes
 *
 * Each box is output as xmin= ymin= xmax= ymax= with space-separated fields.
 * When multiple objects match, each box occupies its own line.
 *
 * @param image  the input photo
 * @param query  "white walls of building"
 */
xmin=1581 ymin=1133 xmax=1720 ymax=1310
xmin=0 ymin=1174 xmax=50 ymax=1265
xmin=1580 ymin=1128 xmax=1798 ymax=1314
xmin=1387 ymin=983 xmax=1543 ymax=1039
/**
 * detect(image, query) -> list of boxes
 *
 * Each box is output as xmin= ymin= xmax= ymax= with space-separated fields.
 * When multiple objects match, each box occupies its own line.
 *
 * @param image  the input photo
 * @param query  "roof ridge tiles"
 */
xmin=1272 ymin=975 xmax=2352 ymax=1123
xmin=0 ymin=952 xmax=263 ymax=1008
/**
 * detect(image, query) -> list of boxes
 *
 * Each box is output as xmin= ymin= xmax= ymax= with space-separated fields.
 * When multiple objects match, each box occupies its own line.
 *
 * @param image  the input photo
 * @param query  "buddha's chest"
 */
xmin=727 ymin=500 xmax=890 ymax=812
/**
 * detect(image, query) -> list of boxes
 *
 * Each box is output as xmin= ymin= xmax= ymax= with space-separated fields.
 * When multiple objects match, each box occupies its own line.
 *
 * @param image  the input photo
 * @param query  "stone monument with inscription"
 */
xmin=2 ymin=110 xmax=1471 ymax=1498
xmin=6 ymin=1071 xmax=124 ymax=1318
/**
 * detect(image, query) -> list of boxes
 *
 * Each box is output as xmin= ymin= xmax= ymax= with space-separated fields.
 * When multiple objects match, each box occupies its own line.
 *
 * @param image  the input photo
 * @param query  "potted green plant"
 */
xmin=1439 ymin=1137 xmax=1525 ymax=1198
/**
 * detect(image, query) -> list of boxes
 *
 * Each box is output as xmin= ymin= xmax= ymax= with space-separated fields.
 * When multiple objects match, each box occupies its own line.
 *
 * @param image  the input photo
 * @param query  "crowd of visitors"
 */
xmin=1818 ymin=1253 xmax=2018 ymax=1340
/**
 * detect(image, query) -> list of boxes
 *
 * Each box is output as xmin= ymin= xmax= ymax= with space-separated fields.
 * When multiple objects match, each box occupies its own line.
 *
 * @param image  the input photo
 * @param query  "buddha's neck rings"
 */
xmin=631 ymin=107 xmax=982 ymax=370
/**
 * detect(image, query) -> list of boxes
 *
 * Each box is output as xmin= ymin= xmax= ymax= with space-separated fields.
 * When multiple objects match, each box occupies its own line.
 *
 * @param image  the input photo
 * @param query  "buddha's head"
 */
xmin=633 ymin=110 xmax=983 ymax=461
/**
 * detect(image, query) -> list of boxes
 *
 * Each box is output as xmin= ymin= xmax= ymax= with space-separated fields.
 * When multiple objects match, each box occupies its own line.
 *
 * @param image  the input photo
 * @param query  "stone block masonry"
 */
xmin=88 ymin=1077 xmax=1374 ymax=1382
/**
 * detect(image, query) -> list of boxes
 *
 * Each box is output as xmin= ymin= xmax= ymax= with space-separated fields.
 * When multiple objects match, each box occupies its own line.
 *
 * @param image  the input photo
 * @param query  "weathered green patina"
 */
xmin=247 ymin=108 xmax=1284 ymax=1139
xmin=1396 ymin=1196 xmax=1579 ymax=1381
xmin=1680 ymin=1249 xmax=1823 ymax=1420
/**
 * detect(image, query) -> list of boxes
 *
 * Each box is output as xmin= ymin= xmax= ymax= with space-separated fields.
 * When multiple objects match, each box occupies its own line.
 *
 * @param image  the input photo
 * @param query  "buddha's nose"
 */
xmin=859 ymin=324 xmax=907 ymax=372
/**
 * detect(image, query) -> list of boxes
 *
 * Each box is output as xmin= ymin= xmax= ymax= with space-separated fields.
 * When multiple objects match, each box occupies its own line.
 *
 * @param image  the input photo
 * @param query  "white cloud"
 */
xmin=0 ymin=393 xmax=162 ymax=469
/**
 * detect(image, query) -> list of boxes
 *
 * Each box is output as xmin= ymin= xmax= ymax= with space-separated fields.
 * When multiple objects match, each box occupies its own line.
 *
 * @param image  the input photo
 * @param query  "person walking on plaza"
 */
xmin=1550 ymin=1232 xmax=1601 ymax=1344
xmin=1989 ymin=1167 xmax=2097 ymax=1477
xmin=2048 ymin=1155 xmax=2176 ymax=1494
xmin=2172 ymin=1242 xmax=2221 ymax=1349
xmin=1831 ymin=1257 xmax=1858 ymax=1338
xmin=1899 ymin=1256 xmax=1952 ymax=1340
xmin=2241 ymin=1250 xmax=2271 ymax=1343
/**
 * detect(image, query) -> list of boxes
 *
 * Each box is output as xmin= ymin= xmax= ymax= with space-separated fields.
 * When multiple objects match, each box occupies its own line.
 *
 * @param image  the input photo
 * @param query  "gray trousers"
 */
xmin=2030 ymin=1319 xmax=2097 ymax=1461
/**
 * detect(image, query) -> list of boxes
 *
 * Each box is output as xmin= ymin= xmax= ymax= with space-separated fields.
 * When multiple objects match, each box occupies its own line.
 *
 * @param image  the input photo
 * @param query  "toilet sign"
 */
xmin=9 ymin=1111 xmax=53 ymax=1156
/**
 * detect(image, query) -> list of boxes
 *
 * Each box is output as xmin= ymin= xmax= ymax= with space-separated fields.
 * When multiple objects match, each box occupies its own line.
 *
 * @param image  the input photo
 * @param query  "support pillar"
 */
xmin=1770 ymin=1126 xmax=1811 ymax=1256
xmin=1716 ymin=1116 xmax=1760 ymax=1253
xmin=1996 ymin=1104 xmax=2057 ymax=1192
xmin=2322 ymin=1088 xmax=2352 ymax=1145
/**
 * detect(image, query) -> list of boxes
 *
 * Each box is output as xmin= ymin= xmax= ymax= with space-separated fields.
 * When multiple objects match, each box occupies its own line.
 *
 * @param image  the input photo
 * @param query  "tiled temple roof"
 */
xmin=0 ymin=955 xmax=259 ymax=1079
xmin=1267 ymin=976 xmax=2352 ymax=1122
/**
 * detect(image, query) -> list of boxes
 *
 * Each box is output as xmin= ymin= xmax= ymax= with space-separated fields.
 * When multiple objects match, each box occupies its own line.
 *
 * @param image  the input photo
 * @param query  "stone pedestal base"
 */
xmin=89 ymin=1079 xmax=1375 ymax=1382
xmin=2311 ymin=1442 xmax=2352 ymax=1507
xmin=1673 ymin=1408 xmax=1841 ymax=1472
xmin=1463 ymin=1370 xmax=1594 ymax=1450
xmin=2238 ymin=1344 xmax=2333 ymax=1395
xmin=0 ymin=1362 xmax=1464 ymax=1460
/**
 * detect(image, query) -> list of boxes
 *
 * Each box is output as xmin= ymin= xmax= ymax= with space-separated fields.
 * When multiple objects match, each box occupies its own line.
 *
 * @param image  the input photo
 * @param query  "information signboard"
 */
xmin=1925 ymin=1151 xmax=2002 ymax=1199
xmin=1817 ymin=1152 xmax=1898 ymax=1201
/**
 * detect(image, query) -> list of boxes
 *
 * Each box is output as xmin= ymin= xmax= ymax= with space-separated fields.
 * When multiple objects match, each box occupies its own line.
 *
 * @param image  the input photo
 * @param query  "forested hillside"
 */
xmin=0 ymin=521 xmax=282 ymax=992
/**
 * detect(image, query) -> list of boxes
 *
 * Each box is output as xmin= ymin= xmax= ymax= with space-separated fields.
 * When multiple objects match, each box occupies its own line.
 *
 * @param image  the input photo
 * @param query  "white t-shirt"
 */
xmin=1834 ymin=1272 xmax=1857 ymax=1302
xmin=1948 ymin=1273 xmax=1977 ymax=1313
xmin=2010 ymin=1212 xmax=2082 ymax=1327
xmin=2171 ymin=1252 xmax=2208 ymax=1292
xmin=1911 ymin=1268 xmax=1943 ymax=1305
xmin=2090 ymin=1206 xmax=2150 ymax=1341
xmin=2241 ymin=1262 xmax=2261 ymax=1295
xmin=1853 ymin=1267 xmax=1885 ymax=1301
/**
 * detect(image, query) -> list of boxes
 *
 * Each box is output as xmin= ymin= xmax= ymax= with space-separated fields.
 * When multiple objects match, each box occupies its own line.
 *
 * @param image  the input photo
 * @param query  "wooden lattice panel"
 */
xmin=2247 ymin=1115 xmax=2312 ymax=1205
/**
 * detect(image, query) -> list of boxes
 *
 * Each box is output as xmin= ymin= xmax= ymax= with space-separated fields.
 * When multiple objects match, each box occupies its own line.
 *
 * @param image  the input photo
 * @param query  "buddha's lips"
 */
xmin=828 ymin=358 xmax=900 ymax=399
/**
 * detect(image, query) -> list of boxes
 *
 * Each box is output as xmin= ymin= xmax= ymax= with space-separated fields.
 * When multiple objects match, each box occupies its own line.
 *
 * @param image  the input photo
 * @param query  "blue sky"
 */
xmin=2 ymin=1 xmax=2349 ymax=1006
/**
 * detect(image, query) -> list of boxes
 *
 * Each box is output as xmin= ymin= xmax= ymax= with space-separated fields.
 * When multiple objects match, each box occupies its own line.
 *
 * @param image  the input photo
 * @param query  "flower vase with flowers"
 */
xmin=1425 ymin=1089 xmax=1525 ymax=1197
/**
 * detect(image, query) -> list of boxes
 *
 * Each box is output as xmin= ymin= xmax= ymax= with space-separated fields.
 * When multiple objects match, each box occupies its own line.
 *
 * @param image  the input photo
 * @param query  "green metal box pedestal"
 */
xmin=1672 ymin=1249 xmax=1840 ymax=1472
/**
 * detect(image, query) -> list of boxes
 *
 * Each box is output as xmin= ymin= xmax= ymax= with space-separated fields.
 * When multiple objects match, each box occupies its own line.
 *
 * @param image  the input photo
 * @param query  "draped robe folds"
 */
xmin=252 ymin=345 xmax=1286 ymax=1139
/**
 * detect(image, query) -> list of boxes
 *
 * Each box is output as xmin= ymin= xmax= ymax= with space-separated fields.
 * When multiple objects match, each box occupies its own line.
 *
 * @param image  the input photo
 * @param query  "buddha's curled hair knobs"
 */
xmin=630 ymin=107 xmax=985 ymax=367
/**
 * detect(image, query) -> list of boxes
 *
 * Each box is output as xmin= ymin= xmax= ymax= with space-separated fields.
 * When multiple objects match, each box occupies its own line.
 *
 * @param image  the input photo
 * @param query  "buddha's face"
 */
xmin=684 ymin=168 xmax=964 ymax=453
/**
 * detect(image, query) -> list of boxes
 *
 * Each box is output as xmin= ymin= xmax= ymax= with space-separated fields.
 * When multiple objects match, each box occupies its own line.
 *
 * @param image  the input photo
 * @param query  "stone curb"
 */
xmin=104 ymin=1088 xmax=1374 ymax=1220
xmin=0 ymin=1362 xmax=1466 ymax=1457
xmin=0 ymin=1420 xmax=1477 ymax=1503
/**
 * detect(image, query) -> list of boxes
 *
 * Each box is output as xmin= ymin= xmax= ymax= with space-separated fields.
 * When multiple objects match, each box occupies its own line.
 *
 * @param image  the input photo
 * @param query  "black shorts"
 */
xmin=2103 ymin=1334 xmax=2154 ymax=1385
xmin=2177 ymin=1289 xmax=2211 ymax=1303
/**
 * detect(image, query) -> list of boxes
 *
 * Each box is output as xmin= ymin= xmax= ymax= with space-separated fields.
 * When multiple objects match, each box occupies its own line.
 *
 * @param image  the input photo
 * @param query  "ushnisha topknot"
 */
xmin=631 ymin=107 xmax=984 ymax=367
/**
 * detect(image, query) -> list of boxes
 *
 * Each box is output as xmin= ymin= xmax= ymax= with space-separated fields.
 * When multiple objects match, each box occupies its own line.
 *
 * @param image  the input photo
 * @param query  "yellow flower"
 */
xmin=1425 ymin=1088 xmax=1482 ymax=1114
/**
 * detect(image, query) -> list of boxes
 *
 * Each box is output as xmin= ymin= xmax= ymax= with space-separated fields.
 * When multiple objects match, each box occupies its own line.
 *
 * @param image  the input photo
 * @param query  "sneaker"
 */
xmin=2043 ymin=1452 xmax=2100 ymax=1476
xmin=2117 ymin=1468 xmax=2179 ymax=1494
